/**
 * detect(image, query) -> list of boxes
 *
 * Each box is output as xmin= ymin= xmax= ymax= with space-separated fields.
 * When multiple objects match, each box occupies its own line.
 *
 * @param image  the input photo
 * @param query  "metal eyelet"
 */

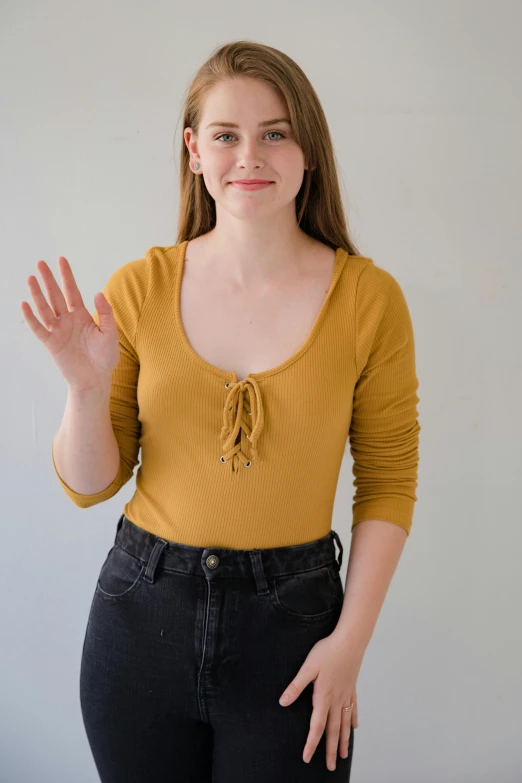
xmin=224 ymin=382 xmax=231 ymax=389
xmin=244 ymin=460 xmax=251 ymax=467
xmin=220 ymin=456 xmax=226 ymax=463
xmin=246 ymin=435 xmax=250 ymax=440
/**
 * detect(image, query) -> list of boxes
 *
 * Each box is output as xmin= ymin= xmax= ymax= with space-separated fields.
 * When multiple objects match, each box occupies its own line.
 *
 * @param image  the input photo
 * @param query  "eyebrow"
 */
xmin=205 ymin=118 xmax=291 ymax=129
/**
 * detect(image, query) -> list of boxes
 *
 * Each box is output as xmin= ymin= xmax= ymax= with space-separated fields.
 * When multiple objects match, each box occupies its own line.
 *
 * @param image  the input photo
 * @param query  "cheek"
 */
xmin=206 ymin=157 xmax=235 ymax=184
xmin=272 ymin=149 xmax=306 ymax=177
xmin=277 ymin=163 xmax=306 ymax=192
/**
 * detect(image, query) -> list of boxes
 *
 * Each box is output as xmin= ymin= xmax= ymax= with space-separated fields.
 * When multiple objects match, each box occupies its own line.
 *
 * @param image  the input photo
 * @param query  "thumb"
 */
xmin=93 ymin=292 xmax=116 ymax=333
xmin=279 ymin=665 xmax=315 ymax=707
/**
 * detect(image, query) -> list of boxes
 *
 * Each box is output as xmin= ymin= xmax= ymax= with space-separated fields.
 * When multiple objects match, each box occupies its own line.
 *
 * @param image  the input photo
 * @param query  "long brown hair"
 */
xmin=174 ymin=40 xmax=361 ymax=256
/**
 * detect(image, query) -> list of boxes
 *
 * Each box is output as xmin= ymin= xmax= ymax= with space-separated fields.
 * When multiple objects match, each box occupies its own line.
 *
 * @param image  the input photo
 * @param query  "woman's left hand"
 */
xmin=278 ymin=632 xmax=362 ymax=771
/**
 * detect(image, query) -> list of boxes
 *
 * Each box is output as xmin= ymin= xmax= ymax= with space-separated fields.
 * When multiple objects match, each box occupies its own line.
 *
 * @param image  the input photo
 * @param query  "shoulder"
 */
xmin=99 ymin=251 xmax=161 ymax=328
xmin=351 ymin=256 xmax=410 ymax=310
xmin=143 ymin=242 xmax=185 ymax=271
xmin=106 ymin=243 xmax=185 ymax=290
xmin=103 ymin=255 xmax=149 ymax=303
xmin=350 ymin=257 xmax=415 ymax=346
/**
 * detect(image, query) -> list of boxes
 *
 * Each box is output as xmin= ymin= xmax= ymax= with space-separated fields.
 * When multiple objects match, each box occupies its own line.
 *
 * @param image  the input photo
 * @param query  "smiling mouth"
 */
xmin=229 ymin=181 xmax=274 ymax=189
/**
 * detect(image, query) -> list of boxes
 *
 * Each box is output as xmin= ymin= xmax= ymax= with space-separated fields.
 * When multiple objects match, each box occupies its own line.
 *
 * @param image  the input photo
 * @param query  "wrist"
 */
xmin=67 ymin=381 xmax=112 ymax=399
xmin=330 ymin=624 xmax=371 ymax=657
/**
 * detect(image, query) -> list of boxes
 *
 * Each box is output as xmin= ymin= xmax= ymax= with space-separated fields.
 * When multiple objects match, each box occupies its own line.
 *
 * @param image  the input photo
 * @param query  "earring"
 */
xmin=193 ymin=161 xmax=200 ymax=171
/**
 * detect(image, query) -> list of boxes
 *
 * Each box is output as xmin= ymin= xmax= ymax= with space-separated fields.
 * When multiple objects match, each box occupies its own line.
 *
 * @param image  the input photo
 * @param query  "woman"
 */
xmin=23 ymin=40 xmax=420 ymax=782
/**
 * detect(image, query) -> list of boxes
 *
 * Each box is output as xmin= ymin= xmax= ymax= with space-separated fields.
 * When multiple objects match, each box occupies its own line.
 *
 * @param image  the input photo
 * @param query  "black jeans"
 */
xmin=80 ymin=513 xmax=355 ymax=782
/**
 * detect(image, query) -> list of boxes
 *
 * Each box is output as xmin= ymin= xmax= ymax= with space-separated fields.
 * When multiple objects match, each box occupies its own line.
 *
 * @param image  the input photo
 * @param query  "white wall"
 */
xmin=2 ymin=1 xmax=521 ymax=780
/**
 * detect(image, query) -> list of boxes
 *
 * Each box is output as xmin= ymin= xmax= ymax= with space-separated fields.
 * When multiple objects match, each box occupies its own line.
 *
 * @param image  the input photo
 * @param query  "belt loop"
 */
xmin=331 ymin=530 xmax=343 ymax=570
xmin=143 ymin=538 xmax=169 ymax=584
xmin=249 ymin=550 xmax=269 ymax=595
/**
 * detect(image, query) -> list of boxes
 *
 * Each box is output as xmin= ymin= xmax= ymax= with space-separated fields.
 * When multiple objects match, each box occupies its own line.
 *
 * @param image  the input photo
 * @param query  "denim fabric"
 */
xmin=80 ymin=513 xmax=355 ymax=782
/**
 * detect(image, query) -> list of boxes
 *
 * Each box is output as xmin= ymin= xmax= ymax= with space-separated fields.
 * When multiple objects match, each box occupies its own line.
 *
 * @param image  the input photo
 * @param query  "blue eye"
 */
xmin=215 ymin=131 xmax=286 ymax=143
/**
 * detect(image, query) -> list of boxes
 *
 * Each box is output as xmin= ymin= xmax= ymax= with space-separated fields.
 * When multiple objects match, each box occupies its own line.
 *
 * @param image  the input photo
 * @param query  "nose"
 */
xmin=234 ymin=140 xmax=267 ymax=171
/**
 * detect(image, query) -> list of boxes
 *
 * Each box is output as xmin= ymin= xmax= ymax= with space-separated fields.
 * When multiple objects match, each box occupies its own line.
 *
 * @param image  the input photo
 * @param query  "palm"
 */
xmin=46 ymin=305 xmax=120 ymax=380
xmin=21 ymin=256 xmax=120 ymax=390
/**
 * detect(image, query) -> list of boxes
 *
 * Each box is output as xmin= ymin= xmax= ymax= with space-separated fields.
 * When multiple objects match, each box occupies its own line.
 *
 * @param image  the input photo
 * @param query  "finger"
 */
xmin=280 ymin=657 xmax=319 ymax=707
xmin=26 ymin=272 xmax=62 ymax=331
xmin=55 ymin=255 xmax=87 ymax=312
xmin=279 ymin=676 xmax=305 ymax=707
xmin=338 ymin=708 xmax=352 ymax=759
xmin=352 ymin=699 xmax=359 ymax=728
xmin=34 ymin=259 xmax=73 ymax=319
xmin=35 ymin=257 xmax=86 ymax=319
xmin=303 ymin=708 xmax=328 ymax=764
xmin=20 ymin=300 xmax=52 ymax=345
xmin=325 ymin=709 xmax=342 ymax=771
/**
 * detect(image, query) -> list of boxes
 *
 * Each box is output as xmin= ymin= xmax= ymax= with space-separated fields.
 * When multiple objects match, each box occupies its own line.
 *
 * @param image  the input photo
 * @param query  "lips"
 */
xmin=229 ymin=180 xmax=274 ymax=191
xmin=230 ymin=180 xmax=273 ymax=184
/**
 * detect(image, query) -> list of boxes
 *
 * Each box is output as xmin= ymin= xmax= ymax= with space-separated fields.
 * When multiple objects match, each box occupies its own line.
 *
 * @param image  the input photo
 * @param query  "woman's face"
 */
xmin=184 ymin=77 xmax=308 ymax=223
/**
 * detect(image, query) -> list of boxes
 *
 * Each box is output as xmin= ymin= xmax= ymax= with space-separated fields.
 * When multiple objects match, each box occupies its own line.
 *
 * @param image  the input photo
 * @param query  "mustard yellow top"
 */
xmin=52 ymin=240 xmax=421 ymax=549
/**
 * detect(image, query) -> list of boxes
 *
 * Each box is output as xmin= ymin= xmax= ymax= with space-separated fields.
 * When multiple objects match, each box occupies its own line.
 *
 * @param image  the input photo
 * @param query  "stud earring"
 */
xmin=193 ymin=161 xmax=200 ymax=171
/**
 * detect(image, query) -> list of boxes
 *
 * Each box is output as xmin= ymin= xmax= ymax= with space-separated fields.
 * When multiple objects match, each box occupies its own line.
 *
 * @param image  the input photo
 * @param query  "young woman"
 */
xmin=23 ymin=40 xmax=420 ymax=782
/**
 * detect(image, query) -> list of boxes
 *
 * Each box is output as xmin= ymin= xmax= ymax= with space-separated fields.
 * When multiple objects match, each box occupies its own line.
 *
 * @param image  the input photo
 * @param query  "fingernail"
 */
xmin=279 ymin=694 xmax=289 ymax=706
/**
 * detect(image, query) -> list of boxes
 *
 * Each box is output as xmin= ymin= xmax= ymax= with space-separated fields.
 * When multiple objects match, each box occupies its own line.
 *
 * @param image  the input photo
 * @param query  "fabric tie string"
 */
xmin=220 ymin=377 xmax=264 ymax=474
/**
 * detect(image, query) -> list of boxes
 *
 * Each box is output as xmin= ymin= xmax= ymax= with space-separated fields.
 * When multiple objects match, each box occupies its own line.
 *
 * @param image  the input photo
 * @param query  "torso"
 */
xmin=180 ymin=235 xmax=337 ymax=382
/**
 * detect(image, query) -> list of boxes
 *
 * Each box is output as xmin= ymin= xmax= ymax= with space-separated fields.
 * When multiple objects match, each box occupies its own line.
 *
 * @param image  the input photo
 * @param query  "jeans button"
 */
xmin=206 ymin=554 xmax=220 ymax=569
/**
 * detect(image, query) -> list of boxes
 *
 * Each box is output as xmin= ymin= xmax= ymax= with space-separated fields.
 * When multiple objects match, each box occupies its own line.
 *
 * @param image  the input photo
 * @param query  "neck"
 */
xmin=198 ymin=227 xmax=315 ymax=287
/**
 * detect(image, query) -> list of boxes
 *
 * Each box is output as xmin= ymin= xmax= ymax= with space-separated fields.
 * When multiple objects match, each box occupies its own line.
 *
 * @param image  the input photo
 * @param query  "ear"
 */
xmin=184 ymin=127 xmax=198 ymax=157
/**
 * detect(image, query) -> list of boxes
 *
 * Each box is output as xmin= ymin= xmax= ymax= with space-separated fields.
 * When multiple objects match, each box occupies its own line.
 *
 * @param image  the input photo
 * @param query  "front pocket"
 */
xmin=95 ymin=544 xmax=145 ymax=602
xmin=271 ymin=564 xmax=341 ymax=620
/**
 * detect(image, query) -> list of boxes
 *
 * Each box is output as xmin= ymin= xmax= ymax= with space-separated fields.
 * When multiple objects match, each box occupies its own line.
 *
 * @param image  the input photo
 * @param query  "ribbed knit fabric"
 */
xmin=52 ymin=240 xmax=421 ymax=549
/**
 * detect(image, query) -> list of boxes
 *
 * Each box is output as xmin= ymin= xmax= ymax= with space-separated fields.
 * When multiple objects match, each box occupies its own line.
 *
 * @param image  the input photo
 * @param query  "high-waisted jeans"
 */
xmin=80 ymin=513 xmax=355 ymax=782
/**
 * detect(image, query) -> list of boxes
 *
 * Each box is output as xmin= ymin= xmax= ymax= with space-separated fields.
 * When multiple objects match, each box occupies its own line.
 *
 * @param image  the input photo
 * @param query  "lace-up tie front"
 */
xmin=220 ymin=377 xmax=264 ymax=474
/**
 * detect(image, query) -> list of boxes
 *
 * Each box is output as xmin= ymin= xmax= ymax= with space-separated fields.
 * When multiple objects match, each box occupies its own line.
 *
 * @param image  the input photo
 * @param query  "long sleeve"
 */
xmin=52 ymin=255 xmax=149 ymax=507
xmin=348 ymin=262 xmax=421 ymax=536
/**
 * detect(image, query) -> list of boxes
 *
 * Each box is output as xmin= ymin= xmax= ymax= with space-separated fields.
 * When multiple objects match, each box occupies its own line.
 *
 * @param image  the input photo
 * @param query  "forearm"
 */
xmin=52 ymin=383 xmax=120 ymax=495
xmin=332 ymin=519 xmax=408 ymax=654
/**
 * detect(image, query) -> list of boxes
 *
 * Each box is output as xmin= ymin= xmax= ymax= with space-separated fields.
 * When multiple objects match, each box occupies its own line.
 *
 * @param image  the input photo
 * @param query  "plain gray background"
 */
xmin=3 ymin=1 xmax=521 ymax=780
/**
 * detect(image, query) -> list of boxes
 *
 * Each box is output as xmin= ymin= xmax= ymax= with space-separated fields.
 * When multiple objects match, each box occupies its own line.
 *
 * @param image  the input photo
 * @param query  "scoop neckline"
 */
xmin=173 ymin=239 xmax=348 ymax=382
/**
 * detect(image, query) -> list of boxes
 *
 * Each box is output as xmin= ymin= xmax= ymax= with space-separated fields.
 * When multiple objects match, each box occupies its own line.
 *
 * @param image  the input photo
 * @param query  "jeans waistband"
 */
xmin=114 ymin=514 xmax=344 ymax=597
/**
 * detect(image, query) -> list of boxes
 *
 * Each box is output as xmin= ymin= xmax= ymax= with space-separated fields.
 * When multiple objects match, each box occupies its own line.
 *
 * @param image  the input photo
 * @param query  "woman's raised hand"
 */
xmin=21 ymin=256 xmax=120 ymax=391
